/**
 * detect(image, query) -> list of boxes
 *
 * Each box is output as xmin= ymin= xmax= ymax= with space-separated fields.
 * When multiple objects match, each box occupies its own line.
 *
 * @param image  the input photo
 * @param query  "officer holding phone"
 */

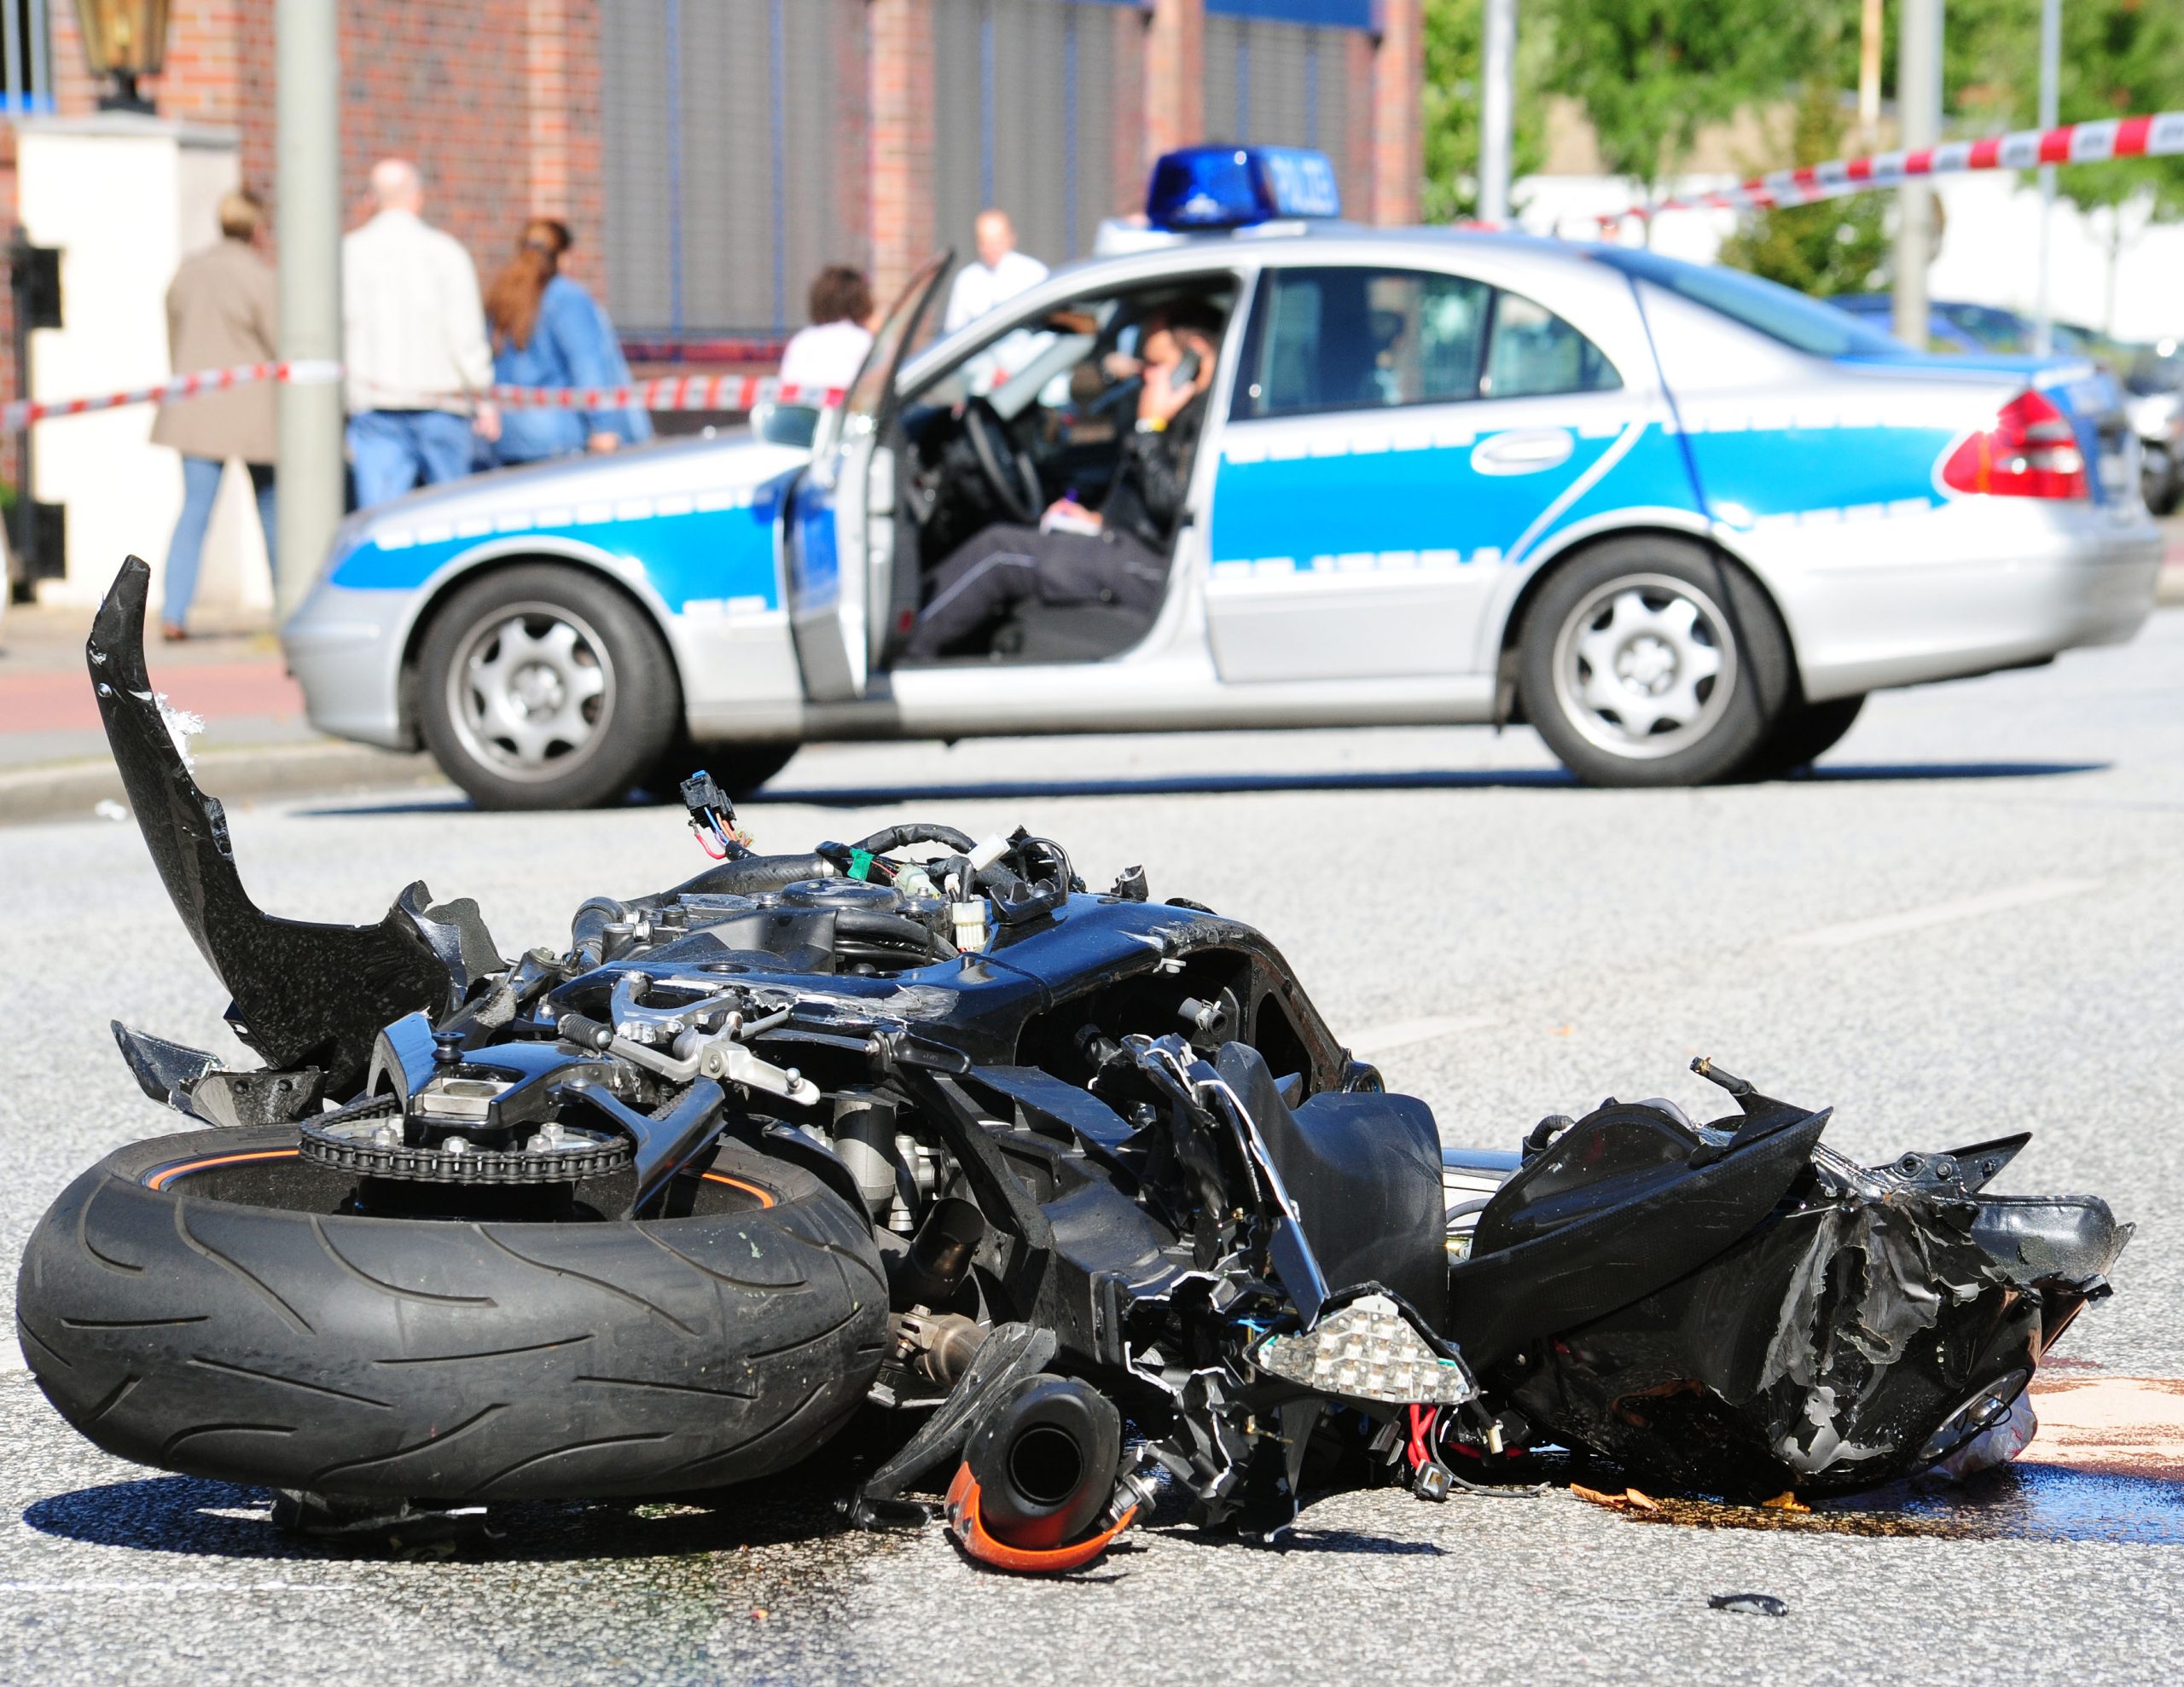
xmin=903 ymin=302 xmax=1222 ymax=661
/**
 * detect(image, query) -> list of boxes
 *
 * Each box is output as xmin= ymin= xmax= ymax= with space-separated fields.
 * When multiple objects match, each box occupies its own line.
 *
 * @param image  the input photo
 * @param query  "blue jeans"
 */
xmin=347 ymin=409 xmax=475 ymax=509
xmin=163 ymin=455 xmax=276 ymax=630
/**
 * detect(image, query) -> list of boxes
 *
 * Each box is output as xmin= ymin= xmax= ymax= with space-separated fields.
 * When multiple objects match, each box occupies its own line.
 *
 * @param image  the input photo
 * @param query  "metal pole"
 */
xmin=1891 ymin=0 xmax=1943 ymax=349
xmin=274 ymin=0 xmax=343 ymax=621
xmin=1477 ymin=0 xmax=1514 ymax=223
xmin=2032 ymin=0 xmax=2060 ymax=356
xmin=1856 ymin=0 xmax=1882 ymax=138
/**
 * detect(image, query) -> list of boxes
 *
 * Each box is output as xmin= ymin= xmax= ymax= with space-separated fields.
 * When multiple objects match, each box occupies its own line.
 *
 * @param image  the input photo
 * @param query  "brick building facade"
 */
xmin=4 ymin=0 xmax=1421 ymax=400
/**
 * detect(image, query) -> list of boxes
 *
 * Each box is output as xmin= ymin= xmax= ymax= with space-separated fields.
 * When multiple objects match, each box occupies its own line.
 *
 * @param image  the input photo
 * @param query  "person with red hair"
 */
xmin=484 ymin=217 xmax=651 ymax=466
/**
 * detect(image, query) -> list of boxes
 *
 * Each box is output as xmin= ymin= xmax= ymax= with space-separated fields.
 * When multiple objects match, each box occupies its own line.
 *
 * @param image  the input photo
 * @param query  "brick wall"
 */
xmin=0 ymin=0 xmax=1424 ymax=416
xmin=234 ymin=1 xmax=607 ymax=299
xmin=1369 ymin=0 xmax=1421 ymax=225
xmin=1142 ymin=0 xmax=1203 ymax=162
xmin=1107 ymin=0 xmax=1147 ymax=212
xmin=868 ymin=0 xmax=934 ymax=309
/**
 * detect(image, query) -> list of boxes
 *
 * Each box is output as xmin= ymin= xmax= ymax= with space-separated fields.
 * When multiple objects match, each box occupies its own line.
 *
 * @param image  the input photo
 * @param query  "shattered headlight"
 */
xmin=1252 ymin=1293 xmax=1477 ymax=1406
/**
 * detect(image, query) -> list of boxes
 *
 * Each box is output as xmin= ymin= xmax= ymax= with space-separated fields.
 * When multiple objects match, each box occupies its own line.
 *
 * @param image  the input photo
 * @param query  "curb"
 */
xmin=0 ymin=741 xmax=449 ymax=827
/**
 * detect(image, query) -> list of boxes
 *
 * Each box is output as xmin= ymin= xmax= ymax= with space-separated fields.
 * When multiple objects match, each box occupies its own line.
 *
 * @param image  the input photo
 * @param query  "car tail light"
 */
xmin=1939 ymin=390 xmax=2088 ymax=500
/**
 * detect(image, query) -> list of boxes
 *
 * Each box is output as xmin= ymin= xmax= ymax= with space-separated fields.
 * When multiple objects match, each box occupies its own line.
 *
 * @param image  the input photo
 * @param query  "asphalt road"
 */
xmin=8 ymin=612 xmax=2184 ymax=1683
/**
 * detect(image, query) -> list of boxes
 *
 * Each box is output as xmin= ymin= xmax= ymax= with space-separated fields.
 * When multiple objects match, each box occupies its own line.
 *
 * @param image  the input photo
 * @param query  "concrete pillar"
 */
xmin=1143 ymin=0 xmax=1203 ymax=164
xmin=1371 ymin=0 xmax=1423 ymax=226
xmin=15 ymin=118 xmax=245 ymax=609
xmin=868 ymin=0 xmax=934 ymax=308
xmin=274 ymin=0 xmax=343 ymax=621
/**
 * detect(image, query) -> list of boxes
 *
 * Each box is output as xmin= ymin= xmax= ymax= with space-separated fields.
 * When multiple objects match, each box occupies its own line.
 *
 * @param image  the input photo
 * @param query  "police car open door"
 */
xmin=787 ymin=254 xmax=950 ymax=702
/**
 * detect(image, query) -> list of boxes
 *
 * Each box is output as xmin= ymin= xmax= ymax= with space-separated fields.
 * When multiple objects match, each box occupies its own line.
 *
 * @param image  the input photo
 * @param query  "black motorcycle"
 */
xmin=15 ymin=560 xmax=2130 ymax=1568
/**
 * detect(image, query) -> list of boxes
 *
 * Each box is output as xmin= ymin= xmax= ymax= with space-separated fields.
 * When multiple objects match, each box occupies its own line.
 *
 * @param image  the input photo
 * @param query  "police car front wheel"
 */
xmin=418 ymin=565 xmax=681 ymax=809
xmin=1519 ymin=538 xmax=1792 ymax=787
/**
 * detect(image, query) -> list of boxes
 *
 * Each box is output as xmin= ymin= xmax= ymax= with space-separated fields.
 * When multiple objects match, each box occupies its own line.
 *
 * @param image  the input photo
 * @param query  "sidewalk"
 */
xmin=0 ymin=600 xmax=315 ymax=768
xmin=0 ymin=599 xmax=441 ymax=822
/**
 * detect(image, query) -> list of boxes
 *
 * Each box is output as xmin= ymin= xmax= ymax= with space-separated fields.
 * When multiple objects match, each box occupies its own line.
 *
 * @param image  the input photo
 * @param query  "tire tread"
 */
xmin=18 ymin=1129 xmax=888 ymax=1502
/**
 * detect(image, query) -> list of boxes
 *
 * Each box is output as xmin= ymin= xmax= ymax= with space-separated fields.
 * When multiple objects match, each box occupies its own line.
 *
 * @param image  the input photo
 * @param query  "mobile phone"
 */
xmin=1173 ymin=350 xmax=1203 ymax=387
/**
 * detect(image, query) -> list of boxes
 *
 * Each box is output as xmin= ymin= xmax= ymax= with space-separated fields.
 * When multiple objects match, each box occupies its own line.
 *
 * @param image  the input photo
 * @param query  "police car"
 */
xmin=284 ymin=146 xmax=2164 ymax=808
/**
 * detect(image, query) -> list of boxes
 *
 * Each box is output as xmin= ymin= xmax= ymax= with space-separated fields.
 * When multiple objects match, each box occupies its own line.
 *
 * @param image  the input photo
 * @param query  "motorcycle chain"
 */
xmin=298 ymin=1094 xmax=634 ymax=1185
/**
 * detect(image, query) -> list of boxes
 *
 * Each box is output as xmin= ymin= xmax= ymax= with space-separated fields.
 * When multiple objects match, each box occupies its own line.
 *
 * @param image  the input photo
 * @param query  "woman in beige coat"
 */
xmin=152 ymin=189 xmax=278 ymax=640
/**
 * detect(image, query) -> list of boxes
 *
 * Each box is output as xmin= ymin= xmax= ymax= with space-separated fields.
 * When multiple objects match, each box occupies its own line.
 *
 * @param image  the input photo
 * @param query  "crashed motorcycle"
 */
xmin=16 ymin=559 xmax=2130 ymax=1568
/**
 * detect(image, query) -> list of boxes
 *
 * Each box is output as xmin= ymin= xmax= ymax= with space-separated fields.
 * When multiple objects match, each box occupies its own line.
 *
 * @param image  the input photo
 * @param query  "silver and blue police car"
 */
xmin=283 ymin=145 xmax=2163 ymax=807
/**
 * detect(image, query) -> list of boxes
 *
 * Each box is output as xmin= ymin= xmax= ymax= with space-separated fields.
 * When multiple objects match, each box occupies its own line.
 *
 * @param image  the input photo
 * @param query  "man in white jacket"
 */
xmin=941 ymin=210 xmax=1048 ymax=334
xmin=342 ymin=159 xmax=500 ymax=507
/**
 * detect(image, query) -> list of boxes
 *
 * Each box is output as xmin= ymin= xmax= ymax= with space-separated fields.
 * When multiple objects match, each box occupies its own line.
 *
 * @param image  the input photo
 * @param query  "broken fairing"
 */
xmin=13 ymin=557 xmax=2135 ymax=1573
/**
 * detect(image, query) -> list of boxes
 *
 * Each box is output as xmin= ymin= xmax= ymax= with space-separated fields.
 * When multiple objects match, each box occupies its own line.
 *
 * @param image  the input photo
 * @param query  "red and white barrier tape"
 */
xmin=483 ymin=375 xmax=845 ymax=411
xmin=0 ymin=359 xmax=342 ymax=433
xmin=0 ymin=362 xmax=842 ymax=435
xmin=1602 ymin=107 xmax=2184 ymax=226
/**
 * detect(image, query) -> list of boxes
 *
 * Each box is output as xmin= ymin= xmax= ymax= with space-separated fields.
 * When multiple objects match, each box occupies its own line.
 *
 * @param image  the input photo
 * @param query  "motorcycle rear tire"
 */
xmin=15 ymin=1127 xmax=888 ymax=1503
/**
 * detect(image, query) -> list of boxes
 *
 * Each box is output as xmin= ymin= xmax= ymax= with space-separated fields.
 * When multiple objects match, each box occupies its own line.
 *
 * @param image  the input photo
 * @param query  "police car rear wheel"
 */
xmin=1520 ymin=539 xmax=1790 ymax=787
xmin=419 ymin=565 xmax=680 ymax=809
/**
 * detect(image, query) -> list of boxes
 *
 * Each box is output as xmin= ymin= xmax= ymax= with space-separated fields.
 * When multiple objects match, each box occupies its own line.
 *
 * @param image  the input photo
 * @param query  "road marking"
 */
xmin=1785 ymin=878 xmax=2100 ymax=950
xmin=1347 ymin=1015 xmax=1495 ymax=1058
xmin=2026 ymin=1376 xmax=2184 ymax=1479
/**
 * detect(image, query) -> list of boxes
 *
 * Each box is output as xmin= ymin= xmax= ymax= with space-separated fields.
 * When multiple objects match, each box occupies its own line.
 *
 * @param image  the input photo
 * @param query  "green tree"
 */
xmin=1533 ymin=0 xmax=1824 ymax=198
xmin=1421 ymin=0 xmax=1549 ymax=222
xmin=1954 ymin=0 xmax=2184 ymax=330
xmin=1717 ymin=81 xmax=1891 ymax=297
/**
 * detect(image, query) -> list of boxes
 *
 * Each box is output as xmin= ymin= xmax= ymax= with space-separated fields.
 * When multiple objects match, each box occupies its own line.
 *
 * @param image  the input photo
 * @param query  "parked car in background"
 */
xmin=1831 ymin=293 xmax=2115 ymax=363
xmin=2123 ymin=346 xmax=2184 ymax=517
xmin=282 ymin=149 xmax=2164 ymax=808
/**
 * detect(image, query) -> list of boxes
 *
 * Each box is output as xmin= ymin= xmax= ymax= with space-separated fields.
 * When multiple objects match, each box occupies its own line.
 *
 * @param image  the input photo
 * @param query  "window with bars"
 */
xmin=600 ymin=0 xmax=865 ymax=339
xmin=2 ymin=0 xmax=55 ymax=114
xmin=1202 ymin=14 xmax=1360 ymax=202
xmin=932 ymin=0 xmax=1124 ymax=271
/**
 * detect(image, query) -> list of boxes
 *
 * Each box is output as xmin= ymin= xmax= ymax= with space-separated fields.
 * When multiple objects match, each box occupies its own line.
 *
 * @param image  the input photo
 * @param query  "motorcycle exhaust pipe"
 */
xmin=965 ymin=1374 xmax=1122 ymax=1551
xmin=897 ymin=1195 xmax=985 ymax=1307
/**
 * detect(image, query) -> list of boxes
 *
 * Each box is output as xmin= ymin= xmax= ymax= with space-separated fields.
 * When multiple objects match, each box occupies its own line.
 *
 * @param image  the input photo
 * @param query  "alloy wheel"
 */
xmin=1550 ymin=571 xmax=1739 ymax=761
xmin=446 ymin=601 xmax=616 ymax=783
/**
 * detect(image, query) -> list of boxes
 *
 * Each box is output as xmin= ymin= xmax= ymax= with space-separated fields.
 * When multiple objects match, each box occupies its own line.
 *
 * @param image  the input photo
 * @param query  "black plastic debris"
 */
xmin=1709 ymin=1592 xmax=1791 ymax=1618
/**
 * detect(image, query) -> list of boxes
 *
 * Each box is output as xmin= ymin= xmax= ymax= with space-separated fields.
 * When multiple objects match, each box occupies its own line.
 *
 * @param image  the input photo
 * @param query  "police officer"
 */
xmin=903 ymin=304 xmax=1220 ymax=661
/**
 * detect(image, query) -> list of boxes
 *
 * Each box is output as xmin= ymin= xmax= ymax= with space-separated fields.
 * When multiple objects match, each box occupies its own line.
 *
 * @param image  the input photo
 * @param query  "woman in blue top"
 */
xmin=484 ymin=219 xmax=652 ymax=465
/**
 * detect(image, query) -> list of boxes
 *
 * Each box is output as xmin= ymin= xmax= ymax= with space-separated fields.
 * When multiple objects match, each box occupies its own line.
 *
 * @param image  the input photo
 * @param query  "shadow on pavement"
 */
xmin=299 ymin=757 xmax=2106 ymax=820
xmin=1800 ymin=760 xmax=2107 ymax=783
xmin=22 ymin=1470 xmax=885 ymax=1564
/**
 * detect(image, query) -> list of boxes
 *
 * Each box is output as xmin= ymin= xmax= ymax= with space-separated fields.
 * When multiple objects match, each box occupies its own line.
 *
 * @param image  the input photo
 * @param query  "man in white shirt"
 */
xmin=342 ymin=159 xmax=500 ymax=507
xmin=941 ymin=209 xmax=1048 ymax=334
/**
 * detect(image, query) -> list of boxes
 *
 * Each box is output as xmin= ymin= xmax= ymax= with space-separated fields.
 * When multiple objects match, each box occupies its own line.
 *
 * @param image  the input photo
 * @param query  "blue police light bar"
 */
xmin=1146 ymin=145 xmax=1343 ymax=231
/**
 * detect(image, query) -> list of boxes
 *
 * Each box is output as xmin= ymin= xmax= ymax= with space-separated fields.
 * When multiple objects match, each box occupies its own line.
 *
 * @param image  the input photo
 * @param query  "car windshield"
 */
xmin=1591 ymin=247 xmax=1906 ymax=360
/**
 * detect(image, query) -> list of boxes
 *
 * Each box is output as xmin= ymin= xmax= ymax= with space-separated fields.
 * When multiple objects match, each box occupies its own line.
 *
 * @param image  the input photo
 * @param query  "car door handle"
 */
xmin=1471 ymin=429 xmax=1576 ymax=476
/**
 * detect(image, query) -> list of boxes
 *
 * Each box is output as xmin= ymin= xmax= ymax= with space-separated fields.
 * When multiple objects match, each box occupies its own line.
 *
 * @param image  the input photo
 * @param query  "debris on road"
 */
xmin=13 ymin=558 xmax=2145 ymax=1581
xmin=1709 ymin=1592 xmax=1791 ymax=1618
xmin=1571 ymin=1485 xmax=1662 ymax=1515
